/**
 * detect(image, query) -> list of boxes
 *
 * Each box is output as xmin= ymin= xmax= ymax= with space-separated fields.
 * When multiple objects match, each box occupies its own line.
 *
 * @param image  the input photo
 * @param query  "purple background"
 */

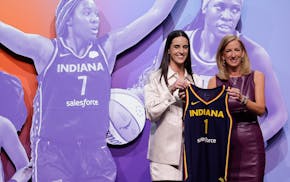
xmin=0 ymin=0 xmax=289 ymax=181
xmin=106 ymin=0 xmax=290 ymax=182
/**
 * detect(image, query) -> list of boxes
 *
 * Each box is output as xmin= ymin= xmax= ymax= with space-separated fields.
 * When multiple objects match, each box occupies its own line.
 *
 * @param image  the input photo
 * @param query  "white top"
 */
xmin=144 ymin=67 xmax=200 ymax=166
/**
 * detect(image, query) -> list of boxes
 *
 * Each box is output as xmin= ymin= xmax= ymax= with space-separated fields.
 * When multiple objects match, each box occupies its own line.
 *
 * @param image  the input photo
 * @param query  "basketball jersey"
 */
xmin=183 ymin=84 xmax=232 ymax=182
xmin=31 ymin=37 xmax=110 ymax=144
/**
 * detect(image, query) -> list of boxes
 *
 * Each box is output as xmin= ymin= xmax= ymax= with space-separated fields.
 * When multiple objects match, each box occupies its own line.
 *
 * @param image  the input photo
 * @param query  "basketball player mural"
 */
xmin=0 ymin=71 xmax=27 ymax=132
xmin=145 ymin=0 xmax=288 ymax=142
xmin=0 ymin=72 xmax=31 ymax=182
xmin=0 ymin=116 xmax=32 ymax=182
xmin=0 ymin=0 xmax=177 ymax=181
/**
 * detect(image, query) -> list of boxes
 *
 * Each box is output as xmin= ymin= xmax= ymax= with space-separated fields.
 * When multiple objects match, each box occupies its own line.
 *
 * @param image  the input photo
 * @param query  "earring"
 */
xmin=223 ymin=60 xmax=226 ymax=66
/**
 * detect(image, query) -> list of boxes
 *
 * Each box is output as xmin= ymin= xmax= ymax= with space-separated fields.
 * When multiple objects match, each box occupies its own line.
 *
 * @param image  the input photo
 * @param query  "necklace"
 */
xmin=229 ymin=77 xmax=239 ymax=87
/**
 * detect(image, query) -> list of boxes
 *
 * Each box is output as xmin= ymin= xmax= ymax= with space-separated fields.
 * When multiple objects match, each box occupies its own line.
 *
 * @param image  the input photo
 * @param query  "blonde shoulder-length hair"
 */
xmin=216 ymin=34 xmax=251 ymax=80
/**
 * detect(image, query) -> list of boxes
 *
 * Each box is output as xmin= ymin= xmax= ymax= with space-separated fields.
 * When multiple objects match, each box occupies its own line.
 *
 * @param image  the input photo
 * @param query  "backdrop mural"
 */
xmin=0 ymin=0 xmax=289 ymax=182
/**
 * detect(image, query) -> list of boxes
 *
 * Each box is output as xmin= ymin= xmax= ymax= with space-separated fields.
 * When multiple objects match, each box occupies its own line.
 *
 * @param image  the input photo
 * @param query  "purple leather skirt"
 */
xmin=227 ymin=122 xmax=265 ymax=182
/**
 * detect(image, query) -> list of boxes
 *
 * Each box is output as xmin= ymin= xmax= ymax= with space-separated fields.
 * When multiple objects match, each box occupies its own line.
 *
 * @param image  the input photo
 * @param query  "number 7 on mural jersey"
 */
xmin=78 ymin=75 xmax=87 ymax=96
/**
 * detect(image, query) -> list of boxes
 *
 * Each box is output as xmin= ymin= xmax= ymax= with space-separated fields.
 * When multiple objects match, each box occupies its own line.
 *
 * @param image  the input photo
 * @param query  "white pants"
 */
xmin=150 ymin=160 xmax=183 ymax=181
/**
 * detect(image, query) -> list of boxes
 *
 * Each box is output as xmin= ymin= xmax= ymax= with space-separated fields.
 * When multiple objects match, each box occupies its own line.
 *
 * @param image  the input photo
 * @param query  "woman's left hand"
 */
xmin=178 ymin=80 xmax=191 ymax=100
xmin=178 ymin=89 xmax=186 ymax=99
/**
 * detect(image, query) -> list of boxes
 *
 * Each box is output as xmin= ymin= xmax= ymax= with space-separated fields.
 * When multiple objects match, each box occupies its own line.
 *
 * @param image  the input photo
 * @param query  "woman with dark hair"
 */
xmin=208 ymin=34 xmax=266 ymax=182
xmin=144 ymin=30 xmax=194 ymax=181
xmin=0 ymin=0 xmax=177 ymax=181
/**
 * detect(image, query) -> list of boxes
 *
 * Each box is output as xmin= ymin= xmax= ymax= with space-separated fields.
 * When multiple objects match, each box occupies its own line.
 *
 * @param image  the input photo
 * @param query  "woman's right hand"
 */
xmin=169 ymin=79 xmax=190 ymax=99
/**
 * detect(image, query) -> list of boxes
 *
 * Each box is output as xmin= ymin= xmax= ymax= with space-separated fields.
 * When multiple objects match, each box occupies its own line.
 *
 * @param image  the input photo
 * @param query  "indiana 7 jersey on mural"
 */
xmin=31 ymin=37 xmax=111 ymax=143
xmin=183 ymin=84 xmax=232 ymax=182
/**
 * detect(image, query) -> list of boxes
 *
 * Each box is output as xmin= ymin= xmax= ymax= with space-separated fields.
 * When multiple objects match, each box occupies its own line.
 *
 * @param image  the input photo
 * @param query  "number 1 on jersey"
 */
xmin=204 ymin=119 xmax=208 ymax=134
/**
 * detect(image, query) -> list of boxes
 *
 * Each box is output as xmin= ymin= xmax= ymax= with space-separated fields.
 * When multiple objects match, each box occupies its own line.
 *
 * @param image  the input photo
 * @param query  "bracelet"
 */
xmin=240 ymin=95 xmax=248 ymax=105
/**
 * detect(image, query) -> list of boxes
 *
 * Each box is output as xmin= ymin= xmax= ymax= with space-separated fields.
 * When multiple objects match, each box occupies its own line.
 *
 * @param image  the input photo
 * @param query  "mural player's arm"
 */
xmin=103 ymin=0 xmax=177 ymax=74
xmin=0 ymin=21 xmax=53 ymax=73
xmin=251 ymin=46 xmax=288 ymax=141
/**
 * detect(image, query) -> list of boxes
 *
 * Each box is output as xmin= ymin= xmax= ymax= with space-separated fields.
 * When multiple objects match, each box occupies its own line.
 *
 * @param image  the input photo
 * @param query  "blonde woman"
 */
xmin=208 ymin=34 xmax=266 ymax=182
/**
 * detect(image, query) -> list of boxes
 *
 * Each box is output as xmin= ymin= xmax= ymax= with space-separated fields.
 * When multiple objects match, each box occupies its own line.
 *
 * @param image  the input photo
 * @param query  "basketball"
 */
xmin=106 ymin=88 xmax=146 ymax=145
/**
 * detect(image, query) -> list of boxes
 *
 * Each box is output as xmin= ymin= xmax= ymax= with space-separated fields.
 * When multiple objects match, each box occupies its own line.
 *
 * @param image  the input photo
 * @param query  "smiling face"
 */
xmin=222 ymin=39 xmax=244 ymax=70
xmin=68 ymin=0 xmax=100 ymax=41
xmin=203 ymin=0 xmax=242 ymax=38
xmin=168 ymin=36 xmax=189 ymax=69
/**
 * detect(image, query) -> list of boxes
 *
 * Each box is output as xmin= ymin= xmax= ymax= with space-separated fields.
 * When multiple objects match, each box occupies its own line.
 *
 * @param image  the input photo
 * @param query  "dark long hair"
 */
xmin=159 ymin=30 xmax=193 ymax=85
